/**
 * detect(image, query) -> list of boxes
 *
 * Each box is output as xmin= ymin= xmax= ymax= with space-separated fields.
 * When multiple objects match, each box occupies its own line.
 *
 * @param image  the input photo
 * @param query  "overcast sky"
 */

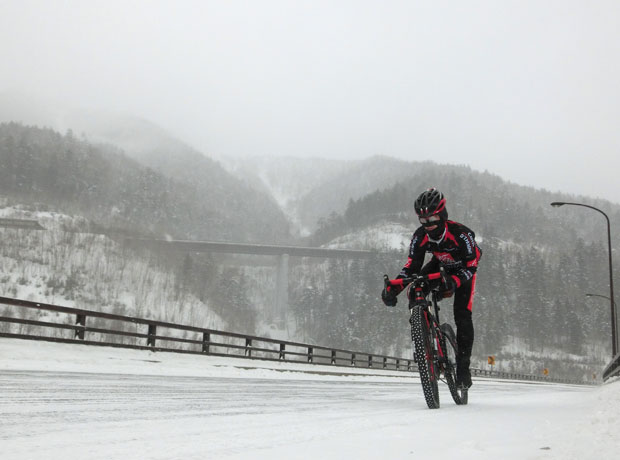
xmin=2 ymin=0 xmax=620 ymax=204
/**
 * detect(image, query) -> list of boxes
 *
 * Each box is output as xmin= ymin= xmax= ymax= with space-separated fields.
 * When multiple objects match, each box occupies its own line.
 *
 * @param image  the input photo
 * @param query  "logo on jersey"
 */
xmin=459 ymin=233 xmax=474 ymax=254
xmin=435 ymin=252 xmax=455 ymax=264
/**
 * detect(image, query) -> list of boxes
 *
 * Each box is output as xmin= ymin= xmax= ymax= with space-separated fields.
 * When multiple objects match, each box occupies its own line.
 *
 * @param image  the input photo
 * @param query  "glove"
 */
xmin=439 ymin=276 xmax=456 ymax=298
xmin=381 ymin=287 xmax=397 ymax=306
xmin=381 ymin=278 xmax=404 ymax=307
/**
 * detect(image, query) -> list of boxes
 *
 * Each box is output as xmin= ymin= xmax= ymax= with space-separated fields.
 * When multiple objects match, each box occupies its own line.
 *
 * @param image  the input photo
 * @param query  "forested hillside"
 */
xmin=286 ymin=236 xmax=611 ymax=381
xmin=285 ymin=166 xmax=620 ymax=380
xmin=0 ymin=123 xmax=291 ymax=243
xmin=308 ymin=165 xmax=620 ymax=249
xmin=226 ymin=154 xmax=619 ymax=380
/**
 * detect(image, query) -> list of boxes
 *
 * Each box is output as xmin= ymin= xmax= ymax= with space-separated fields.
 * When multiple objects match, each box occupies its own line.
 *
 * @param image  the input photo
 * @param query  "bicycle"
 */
xmin=384 ymin=269 xmax=468 ymax=409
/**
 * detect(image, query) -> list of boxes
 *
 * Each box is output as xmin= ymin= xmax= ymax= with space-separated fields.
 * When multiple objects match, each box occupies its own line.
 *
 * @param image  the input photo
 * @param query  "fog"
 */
xmin=2 ymin=0 xmax=620 ymax=203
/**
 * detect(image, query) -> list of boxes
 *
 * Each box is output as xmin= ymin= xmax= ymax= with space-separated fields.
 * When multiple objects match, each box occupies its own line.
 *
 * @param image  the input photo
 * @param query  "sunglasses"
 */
xmin=419 ymin=215 xmax=441 ymax=224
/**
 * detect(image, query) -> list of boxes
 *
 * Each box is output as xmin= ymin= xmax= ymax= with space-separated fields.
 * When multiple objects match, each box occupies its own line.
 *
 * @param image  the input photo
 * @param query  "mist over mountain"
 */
xmin=223 ymin=156 xmax=352 ymax=236
xmin=305 ymin=161 xmax=620 ymax=250
xmin=232 ymin=153 xmax=620 ymax=247
xmin=0 ymin=92 xmax=292 ymax=243
xmin=227 ymin=156 xmax=450 ymax=234
xmin=0 ymin=96 xmax=617 ymax=380
xmin=0 ymin=122 xmax=290 ymax=243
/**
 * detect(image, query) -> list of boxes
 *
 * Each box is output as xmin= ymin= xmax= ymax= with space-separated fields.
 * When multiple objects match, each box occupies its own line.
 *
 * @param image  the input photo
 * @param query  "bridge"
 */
xmin=124 ymin=238 xmax=378 ymax=322
xmin=0 ymin=218 xmax=46 ymax=230
xmin=1 ymin=218 xmax=384 ymax=323
xmin=0 ymin=217 xmax=382 ymax=322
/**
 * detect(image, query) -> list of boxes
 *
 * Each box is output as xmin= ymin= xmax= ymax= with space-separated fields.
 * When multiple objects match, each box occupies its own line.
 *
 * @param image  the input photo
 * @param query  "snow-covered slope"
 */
xmin=323 ymin=222 xmax=412 ymax=251
xmin=0 ymin=205 xmax=225 ymax=329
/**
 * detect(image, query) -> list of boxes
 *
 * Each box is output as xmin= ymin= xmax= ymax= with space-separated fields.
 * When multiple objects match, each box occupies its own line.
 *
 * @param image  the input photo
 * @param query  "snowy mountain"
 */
xmin=227 ymin=155 xmax=443 ymax=233
xmin=222 ymin=156 xmax=352 ymax=236
xmin=1 ymin=95 xmax=617 ymax=379
xmin=230 ymin=156 xmax=619 ymax=379
xmin=0 ymin=205 xmax=227 ymax=331
xmin=0 ymin=92 xmax=292 ymax=243
xmin=0 ymin=122 xmax=291 ymax=243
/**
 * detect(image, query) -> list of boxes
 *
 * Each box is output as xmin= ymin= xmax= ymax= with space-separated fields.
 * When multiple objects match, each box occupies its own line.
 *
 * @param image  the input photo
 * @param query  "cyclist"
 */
xmin=382 ymin=188 xmax=482 ymax=389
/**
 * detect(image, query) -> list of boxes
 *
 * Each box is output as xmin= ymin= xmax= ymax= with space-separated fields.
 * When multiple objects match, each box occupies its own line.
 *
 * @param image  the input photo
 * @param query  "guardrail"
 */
xmin=0 ymin=296 xmax=590 ymax=384
xmin=0 ymin=296 xmax=414 ymax=372
xmin=603 ymin=352 xmax=620 ymax=381
xmin=471 ymin=367 xmax=575 ymax=384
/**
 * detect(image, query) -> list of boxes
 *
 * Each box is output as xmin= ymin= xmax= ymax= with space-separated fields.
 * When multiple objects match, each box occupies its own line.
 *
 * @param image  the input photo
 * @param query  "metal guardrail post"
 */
xmin=368 ymin=355 xmax=373 ymax=368
xmin=308 ymin=346 xmax=313 ymax=363
xmin=383 ymin=357 xmax=387 ymax=369
xmin=331 ymin=350 xmax=336 ymax=364
xmin=147 ymin=324 xmax=156 ymax=347
xmin=74 ymin=314 xmax=86 ymax=340
xmin=245 ymin=338 xmax=252 ymax=357
xmin=202 ymin=332 xmax=210 ymax=353
xmin=351 ymin=353 xmax=356 ymax=366
xmin=279 ymin=343 xmax=285 ymax=360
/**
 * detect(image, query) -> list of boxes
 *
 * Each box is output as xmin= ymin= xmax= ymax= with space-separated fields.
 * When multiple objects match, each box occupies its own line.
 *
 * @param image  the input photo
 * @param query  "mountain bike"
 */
xmin=384 ymin=270 xmax=468 ymax=409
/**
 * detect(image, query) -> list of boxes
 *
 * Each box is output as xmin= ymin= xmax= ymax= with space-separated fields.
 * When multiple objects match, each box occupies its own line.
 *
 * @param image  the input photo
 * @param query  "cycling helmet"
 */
xmin=415 ymin=188 xmax=448 ymax=239
xmin=414 ymin=188 xmax=447 ymax=218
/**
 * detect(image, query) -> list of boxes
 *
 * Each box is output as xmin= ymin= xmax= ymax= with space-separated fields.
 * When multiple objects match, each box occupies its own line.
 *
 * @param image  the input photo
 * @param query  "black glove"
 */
xmin=381 ymin=287 xmax=398 ymax=307
xmin=381 ymin=278 xmax=404 ymax=307
xmin=439 ymin=275 xmax=456 ymax=298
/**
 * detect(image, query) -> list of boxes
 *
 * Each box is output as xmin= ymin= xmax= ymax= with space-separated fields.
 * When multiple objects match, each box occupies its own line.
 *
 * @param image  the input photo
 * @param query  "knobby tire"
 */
xmin=440 ymin=323 xmax=468 ymax=405
xmin=410 ymin=304 xmax=440 ymax=409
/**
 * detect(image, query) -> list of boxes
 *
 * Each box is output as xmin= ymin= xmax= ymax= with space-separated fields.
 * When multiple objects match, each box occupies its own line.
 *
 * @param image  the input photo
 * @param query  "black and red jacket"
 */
xmin=399 ymin=220 xmax=482 ymax=289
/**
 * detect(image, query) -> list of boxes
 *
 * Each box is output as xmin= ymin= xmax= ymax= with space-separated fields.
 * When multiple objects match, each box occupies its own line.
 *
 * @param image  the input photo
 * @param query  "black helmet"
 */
xmin=415 ymin=188 xmax=448 ymax=239
xmin=414 ymin=188 xmax=447 ymax=218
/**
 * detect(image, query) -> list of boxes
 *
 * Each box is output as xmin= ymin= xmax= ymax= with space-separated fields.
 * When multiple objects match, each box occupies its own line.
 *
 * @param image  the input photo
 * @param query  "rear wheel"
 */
xmin=440 ymin=323 xmax=468 ymax=405
xmin=410 ymin=305 xmax=439 ymax=409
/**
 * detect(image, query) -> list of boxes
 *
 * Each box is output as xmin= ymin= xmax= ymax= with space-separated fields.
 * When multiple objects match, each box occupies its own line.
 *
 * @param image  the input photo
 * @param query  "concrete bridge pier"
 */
xmin=275 ymin=253 xmax=289 ymax=325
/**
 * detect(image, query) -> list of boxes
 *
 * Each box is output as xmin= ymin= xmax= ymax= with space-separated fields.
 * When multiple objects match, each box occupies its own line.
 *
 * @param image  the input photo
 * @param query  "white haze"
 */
xmin=2 ymin=1 xmax=620 ymax=204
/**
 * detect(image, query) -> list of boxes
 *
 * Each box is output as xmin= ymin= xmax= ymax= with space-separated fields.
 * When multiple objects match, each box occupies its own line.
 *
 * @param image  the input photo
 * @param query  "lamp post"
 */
xmin=551 ymin=201 xmax=617 ymax=356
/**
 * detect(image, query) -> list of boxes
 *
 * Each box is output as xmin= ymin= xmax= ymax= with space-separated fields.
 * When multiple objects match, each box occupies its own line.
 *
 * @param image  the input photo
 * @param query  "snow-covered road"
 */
xmin=0 ymin=339 xmax=618 ymax=460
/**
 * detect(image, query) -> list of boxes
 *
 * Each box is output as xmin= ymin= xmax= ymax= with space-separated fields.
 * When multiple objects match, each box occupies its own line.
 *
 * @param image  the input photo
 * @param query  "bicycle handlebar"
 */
xmin=384 ymin=270 xmax=445 ymax=289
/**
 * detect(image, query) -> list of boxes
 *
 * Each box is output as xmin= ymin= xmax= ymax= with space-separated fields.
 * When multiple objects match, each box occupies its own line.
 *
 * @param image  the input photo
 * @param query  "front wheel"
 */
xmin=440 ymin=323 xmax=468 ymax=405
xmin=410 ymin=305 xmax=439 ymax=409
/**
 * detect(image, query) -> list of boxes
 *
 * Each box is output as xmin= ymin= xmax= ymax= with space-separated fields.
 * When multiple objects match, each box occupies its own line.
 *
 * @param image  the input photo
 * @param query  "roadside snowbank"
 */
xmin=0 ymin=338 xmax=417 ymax=382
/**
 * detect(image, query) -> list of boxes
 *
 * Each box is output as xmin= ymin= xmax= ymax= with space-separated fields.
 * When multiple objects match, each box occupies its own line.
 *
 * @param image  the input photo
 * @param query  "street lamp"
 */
xmin=586 ymin=293 xmax=617 ymax=307
xmin=551 ymin=201 xmax=617 ymax=356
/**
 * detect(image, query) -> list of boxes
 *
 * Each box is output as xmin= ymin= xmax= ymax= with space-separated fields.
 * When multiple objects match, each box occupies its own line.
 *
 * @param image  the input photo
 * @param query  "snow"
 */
xmin=1 ymin=338 xmax=619 ymax=460
xmin=324 ymin=222 xmax=412 ymax=251
xmin=0 ymin=205 xmax=227 ymax=333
